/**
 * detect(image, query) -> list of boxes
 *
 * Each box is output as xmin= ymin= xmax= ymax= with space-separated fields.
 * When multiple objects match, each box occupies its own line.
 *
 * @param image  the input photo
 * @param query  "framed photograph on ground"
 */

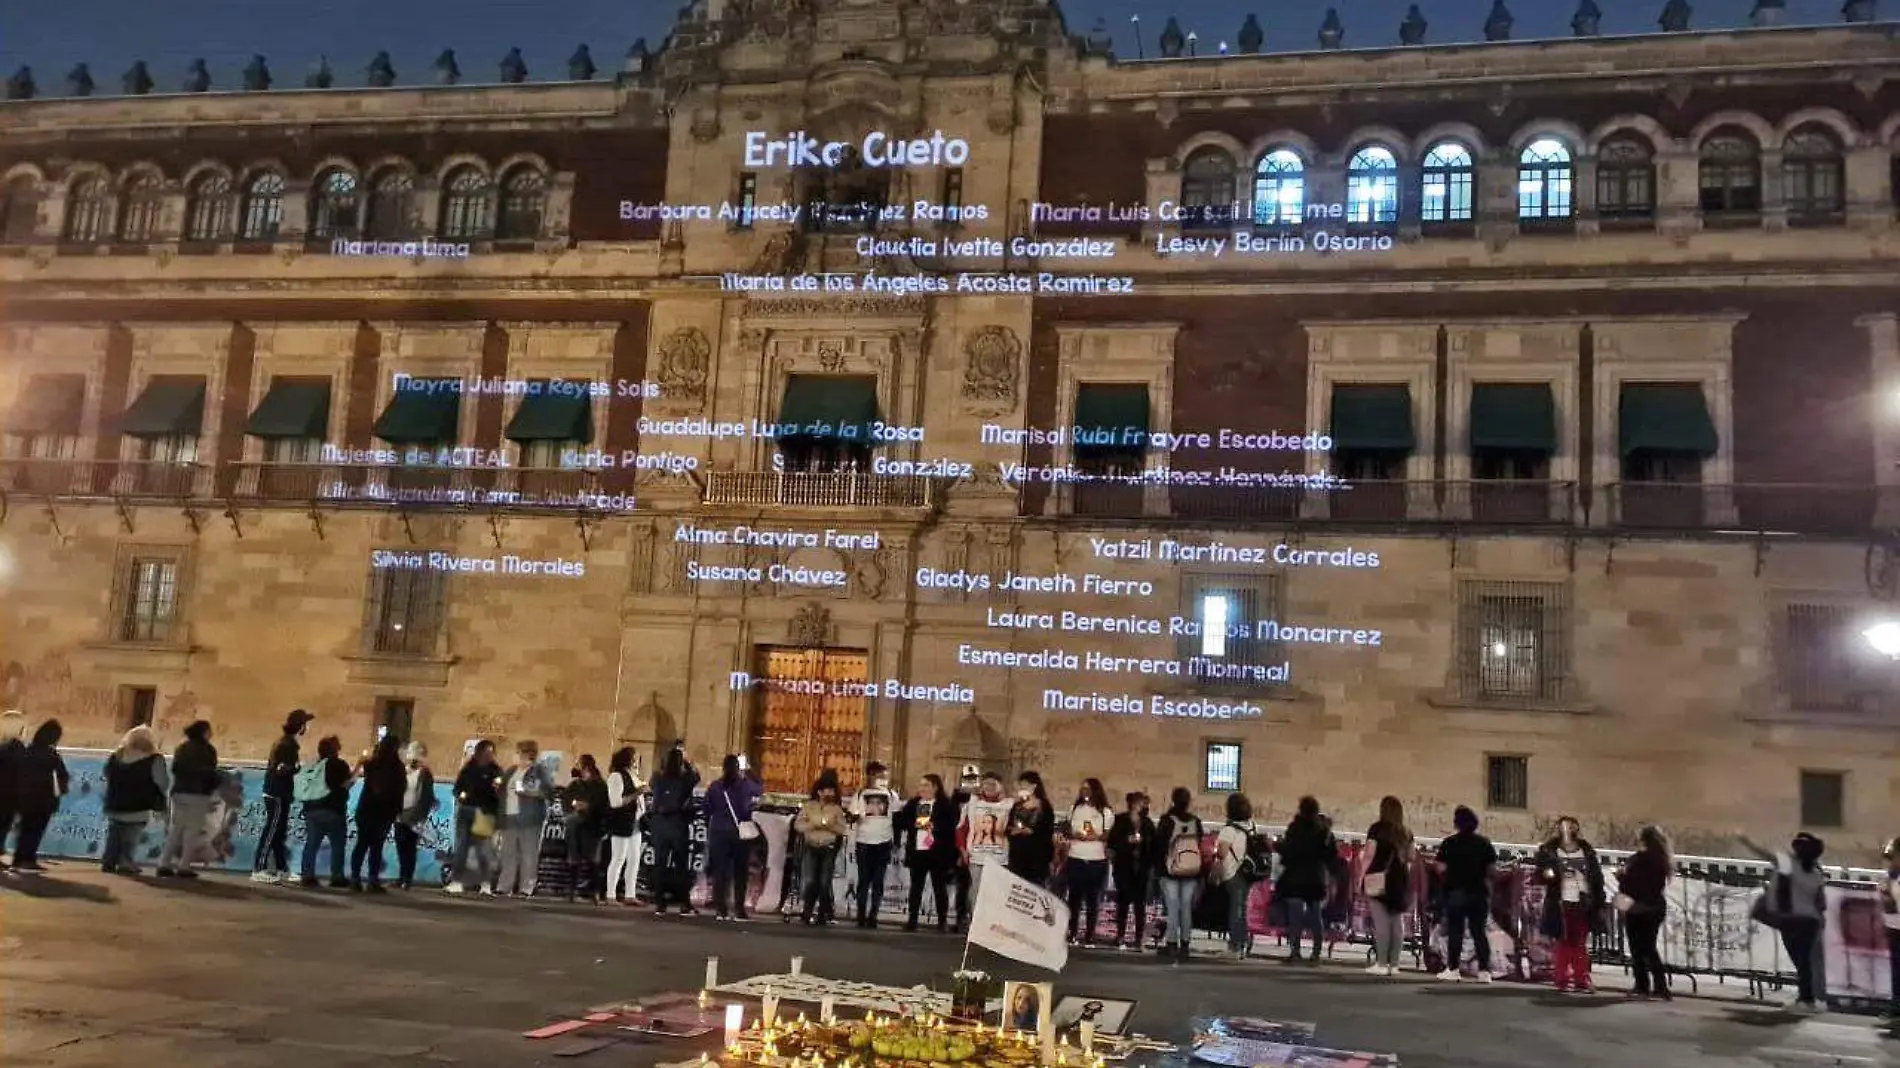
xmin=1050 ymin=996 xmax=1137 ymax=1036
xmin=1001 ymin=981 xmax=1054 ymax=1053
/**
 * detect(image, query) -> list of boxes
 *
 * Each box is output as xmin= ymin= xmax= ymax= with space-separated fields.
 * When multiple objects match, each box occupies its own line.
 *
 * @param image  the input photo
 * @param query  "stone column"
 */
xmin=1575 ymin=156 xmax=1600 ymax=235
xmin=280 ymin=181 xmax=310 ymax=243
xmin=1760 ymin=149 xmax=1788 ymax=232
xmin=1476 ymin=156 xmax=1518 ymax=245
xmin=1860 ymin=313 xmax=1900 ymax=527
xmin=1846 ymin=146 xmax=1892 ymax=232
xmin=1656 ymin=147 xmax=1701 ymax=239
xmin=1141 ymin=158 xmax=1173 ymax=244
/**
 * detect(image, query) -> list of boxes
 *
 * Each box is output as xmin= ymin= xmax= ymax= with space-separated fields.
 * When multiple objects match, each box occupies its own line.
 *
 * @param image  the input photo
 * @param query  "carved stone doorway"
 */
xmin=749 ymin=645 xmax=870 ymax=793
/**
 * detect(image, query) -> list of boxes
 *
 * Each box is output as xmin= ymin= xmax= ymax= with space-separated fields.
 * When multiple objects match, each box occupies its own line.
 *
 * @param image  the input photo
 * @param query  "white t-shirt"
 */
xmin=1215 ymin=820 xmax=1256 ymax=884
xmin=853 ymin=788 xmax=897 ymax=846
xmin=1558 ymin=847 xmax=1587 ymax=903
xmin=962 ymin=797 xmax=1014 ymax=868
xmin=1067 ymin=804 xmax=1108 ymax=862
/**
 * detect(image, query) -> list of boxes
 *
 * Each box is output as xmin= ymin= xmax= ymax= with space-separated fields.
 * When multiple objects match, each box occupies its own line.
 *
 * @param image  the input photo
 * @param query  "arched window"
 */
xmin=1782 ymin=126 xmax=1845 ymax=221
xmin=183 ymin=172 xmax=232 ymax=241
xmin=63 ymin=175 xmax=111 ymax=243
xmin=1345 ymin=146 xmax=1399 ymax=225
xmin=1420 ymin=142 xmax=1474 ymax=224
xmin=116 ymin=173 xmax=164 ymax=243
xmin=309 ymin=170 xmax=359 ymax=239
xmin=239 ymin=173 xmax=284 ymax=240
xmin=1 ymin=176 xmax=41 ymax=242
xmin=364 ymin=169 xmax=415 ymax=240
xmin=1516 ymin=139 xmax=1574 ymax=221
xmin=1594 ymin=136 xmax=1655 ymax=220
xmin=1698 ymin=131 xmax=1761 ymax=217
xmin=1177 ymin=148 xmax=1235 ymax=231
xmin=496 ymin=167 xmax=548 ymax=239
xmin=439 ymin=167 xmax=493 ymax=239
xmin=1251 ymin=149 xmax=1304 ymax=227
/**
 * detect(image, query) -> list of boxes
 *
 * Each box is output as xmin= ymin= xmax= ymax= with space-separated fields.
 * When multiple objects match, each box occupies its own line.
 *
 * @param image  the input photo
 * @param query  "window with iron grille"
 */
xmin=1781 ymin=605 xmax=1865 ymax=712
xmin=363 ymin=556 xmax=447 ymax=657
xmin=1799 ymin=770 xmax=1845 ymax=829
xmin=1204 ymin=742 xmax=1242 ymax=792
xmin=1458 ymin=580 xmax=1570 ymax=703
xmin=111 ymin=550 xmax=186 ymax=644
xmin=1179 ymin=572 xmax=1287 ymax=691
xmin=732 ymin=172 xmax=759 ymax=230
xmin=1485 ymin=754 xmax=1530 ymax=810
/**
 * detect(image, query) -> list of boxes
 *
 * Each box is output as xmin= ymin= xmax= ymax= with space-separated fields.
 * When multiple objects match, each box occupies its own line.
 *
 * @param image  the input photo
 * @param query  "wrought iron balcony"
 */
xmin=0 ymin=458 xmax=210 ymax=500
xmin=701 ymin=470 xmax=938 ymax=509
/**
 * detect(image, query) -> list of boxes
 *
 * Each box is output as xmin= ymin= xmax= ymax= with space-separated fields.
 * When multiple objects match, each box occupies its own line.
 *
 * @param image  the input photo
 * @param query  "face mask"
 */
xmin=1018 ymin=788 xmax=1033 ymax=801
xmin=874 ymin=777 xmax=890 ymax=789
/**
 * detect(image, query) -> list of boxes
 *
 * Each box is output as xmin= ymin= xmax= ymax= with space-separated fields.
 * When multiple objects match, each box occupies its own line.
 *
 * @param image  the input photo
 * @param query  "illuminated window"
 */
xmin=939 ymin=168 xmax=964 ymax=229
xmin=239 ymin=173 xmax=284 ymax=240
xmin=439 ymin=167 xmax=493 ymax=239
xmin=63 ymin=176 xmax=111 ymax=243
xmin=1252 ymin=149 xmax=1304 ymax=227
xmin=1594 ymin=137 xmax=1655 ymax=220
xmin=496 ymin=167 xmax=548 ymax=239
xmin=1345 ymin=146 xmax=1398 ymax=225
xmin=365 ymin=558 xmax=447 ymax=657
xmin=1698 ymin=132 xmax=1761 ymax=217
xmin=1204 ymin=743 xmax=1242 ymax=793
xmin=309 ymin=169 xmax=359 ymax=239
xmin=1783 ymin=127 xmax=1845 ymax=221
xmin=1199 ymin=592 xmax=1231 ymax=658
xmin=184 ymin=173 xmax=232 ymax=241
xmin=1180 ymin=148 xmax=1235 ymax=231
xmin=1420 ymin=142 xmax=1474 ymax=223
xmin=733 ymin=172 xmax=759 ymax=230
xmin=1516 ymin=139 xmax=1573 ymax=221
xmin=1458 ymin=581 xmax=1569 ymax=703
xmin=365 ymin=169 xmax=416 ymax=240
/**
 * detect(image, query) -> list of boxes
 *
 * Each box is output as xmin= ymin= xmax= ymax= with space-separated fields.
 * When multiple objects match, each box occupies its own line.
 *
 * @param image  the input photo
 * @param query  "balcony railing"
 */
xmin=0 ymin=458 xmax=210 ymax=499
xmin=702 ymin=470 xmax=938 ymax=509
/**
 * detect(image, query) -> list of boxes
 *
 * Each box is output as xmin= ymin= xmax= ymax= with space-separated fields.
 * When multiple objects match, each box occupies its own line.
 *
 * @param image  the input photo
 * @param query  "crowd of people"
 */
xmin=0 ymin=708 xmax=1886 ymax=1015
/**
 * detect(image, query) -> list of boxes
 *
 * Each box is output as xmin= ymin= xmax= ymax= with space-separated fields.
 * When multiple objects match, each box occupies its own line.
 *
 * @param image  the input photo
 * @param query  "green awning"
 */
xmin=120 ymin=375 xmax=206 ymax=438
xmin=373 ymin=381 xmax=460 ymax=444
xmin=245 ymin=378 xmax=331 ymax=438
xmin=1073 ymin=383 xmax=1151 ymax=447
xmin=1469 ymin=383 xmax=1557 ymax=452
xmin=776 ymin=374 xmax=880 ymax=441
xmin=1330 ymin=383 xmax=1415 ymax=451
xmin=506 ymin=384 xmax=593 ymax=442
xmin=6 ymin=374 xmax=85 ymax=435
xmin=1619 ymin=382 xmax=1717 ymax=457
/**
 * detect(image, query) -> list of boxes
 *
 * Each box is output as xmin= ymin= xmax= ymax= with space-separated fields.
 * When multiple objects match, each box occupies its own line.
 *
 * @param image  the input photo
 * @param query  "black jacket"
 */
xmin=649 ymin=767 xmax=700 ymax=821
xmin=1534 ymin=837 xmax=1607 ymax=938
xmin=1275 ymin=815 xmax=1336 ymax=902
xmin=104 ymin=753 xmax=166 ymax=815
xmin=170 ymin=737 xmax=221 ymax=796
xmin=568 ymin=776 xmax=611 ymax=832
xmin=1363 ymin=820 xmax=1413 ymax=908
xmin=454 ymin=761 xmax=502 ymax=814
xmin=605 ymin=769 xmax=640 ymax=837
xmin=897 ymin=796 xmax=960 ymax=868
xmin=0 ymin=737 xmax=25 ymax=807
xmin=357 ymin=749 xmax=407 ymax=820
xmin=1108 ymin=811 xmax=1158 ymax=872
xmin=1005 ymin=801 xmax=1056 ymax=883
xmin=263 ymin=735 xmax=301 ymax=799
xmin=16 ymin=742 xmax=69 ymax=814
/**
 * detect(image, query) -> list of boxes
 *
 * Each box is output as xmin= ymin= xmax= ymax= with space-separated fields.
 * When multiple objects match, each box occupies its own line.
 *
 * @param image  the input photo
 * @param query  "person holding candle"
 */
xmin=1065 ymin=778 xmax=1111 ymax=945
xmin=1107 ymin=791 xmax=1157 ymax=950
xmin=603 ymin=747 xmax=644 ymax=905
xmin=959 ymin=770 xmax=1012 ymax=911
xmin=795 ymin=770 xmax=848 ymax=925
xmin=1006 ymin=771 xmax=1056 ymax=887
xmin=900 ymin=773 xmax=958 ymax=932
xmin=445 ymin=740 xmax=501 ymax=894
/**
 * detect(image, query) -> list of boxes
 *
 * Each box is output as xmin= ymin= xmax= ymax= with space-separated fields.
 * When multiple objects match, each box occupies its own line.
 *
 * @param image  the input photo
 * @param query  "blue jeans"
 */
xmin=1159 ymin=876 xmax=1198 ymax=948
xmin=1284 ymin=897 xmax=1325 ymax=959
xmin=449 ymin=804 xmax=497 ymax=889
xmin=1226 ymin=879 xmax=1253 ymax=952
xmin=800 ymin=844 xmax=838 ymax=921
xmin=301 ymin=808 xmax=347 ymax=882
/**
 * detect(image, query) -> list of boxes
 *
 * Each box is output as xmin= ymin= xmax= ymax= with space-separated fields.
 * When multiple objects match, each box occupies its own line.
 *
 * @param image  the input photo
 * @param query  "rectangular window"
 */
xmin=1485 ymin=755 xmax=1530 ymax=810
xmin=1799 ymin=770 xmax=1845 ymax=829
xmin=521 ymin=439 xmax=564 ymax=469
xmin=375 ymin=697 xmax=416 ymax=745
xmin=1204 ymin=742 xmax=1242 ymax=793
xmin=264 ymin=436 xmax=320 ymax=464
xmin=734 ymin=172 xmax=758 ymax=230
xmin=9 ymin=433 xmax=79 ymax=460
xmin=363 ymin=560 xmax=447 ymax=657
xmin=1781 ymin=605 xmax=1864 ymax=712
xmin=140 ymin=434 xmax=199 ymax=464
xmin=939 ymin=168 xmax=965 ymax=229
xmin=1458 ymin=580 xmax=1569 ymax=703
xmin=1199 ymin=592 xmax=1231 ymax=658
xmin=1179 ymin=573 xmax=1286 ymax=691
xmin=1621 ymin=451 xmax=1702 ymax=484
xmin=118 ymin=558 xmax=180 ymax=643
xmin=118 ymin=685 xmax=157 ymax=731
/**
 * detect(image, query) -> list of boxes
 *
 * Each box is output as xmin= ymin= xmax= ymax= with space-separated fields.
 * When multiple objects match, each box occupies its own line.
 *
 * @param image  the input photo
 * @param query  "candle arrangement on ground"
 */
xmin=717 ymin=1012 xmax=1106 ymax=1068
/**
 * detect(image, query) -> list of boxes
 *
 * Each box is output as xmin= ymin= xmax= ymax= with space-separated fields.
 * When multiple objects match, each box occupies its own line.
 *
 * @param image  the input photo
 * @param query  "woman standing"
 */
xmin=1742 ymin=831 xmax=1829 ymax=1012
xmin=795 ymin=770 xmax=848 ymax=925
xmin=447 ymin=740 xmax=501 ymax=895
xmin=898 ymin=773 xmax=958 ymax=932
xmin=1214 ymin=793 xmax=1261 ymax=960
xmin=351 ymin=734 xmax=406 ymax=892
xmin=392 ymin=742 xmax=437 ymax=890
xmin=1534 ymin=816 xmax=1606 ymax=994
xmin=101 ymin=726 xmax=169 ymax=875
xmin=1275 ymin=796 xmax=1334 ymax=964
xmin=1618 ymin=825 xmax=1672 ymax=999
xmin=1065 ymin=778 xmax=1111 ymax=945
xmin=603 ymin=748 xmax=643 ymax=906
xmin=1006 ymin=771 xmax=1056 ymax=887
xmin=9 ymin=720 xmax=69 ymax=871
xmin=1362 ymin=796 xmax=1414 ymax=976
xmin=1154 ymin=787 xmax=1205 ymax=963
xmin=1107 ymin=792 xmax=1157 ymax=950
xmin=648 ymin=745 xmax=701 ymax=916
xmin=564 ymin=755 xmax=610 ymax=903
xmin=706 ymin=754 xmax=764 ymax=920
xmin=299 ymin=735 xmax=354 ymax=889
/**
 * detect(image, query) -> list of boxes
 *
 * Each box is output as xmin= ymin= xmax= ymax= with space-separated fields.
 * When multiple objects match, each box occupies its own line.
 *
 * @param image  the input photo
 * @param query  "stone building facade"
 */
xmin=3 ymin=1 xmax=1900 ymax=853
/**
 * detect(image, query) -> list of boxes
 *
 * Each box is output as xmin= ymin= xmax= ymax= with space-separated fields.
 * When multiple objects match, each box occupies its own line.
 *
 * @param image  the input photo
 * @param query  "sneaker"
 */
xmin=300 ymin=876 xmax=320 ymax=888
xmin=478 ymin=885 xmax=496 ymax=897
xmin=1365 ymin=964 xmax=1391 ymax=977
xmin=1473 ymin=972 xmax=1493 ymax=985
xmin=653 ymin=907 xmax=669 ymax=917
xmin=444 ymin=883 xmax=466 ymax=895
xmin=250 ymin=870 xmax=281 ymax=884
xmin=1436 ymin=969 xmax=1461 ymax=982
xmin=366 ymin=883 xmax=388 ymax=895
xmin=681 ymin=907 xmax=701 ymax=917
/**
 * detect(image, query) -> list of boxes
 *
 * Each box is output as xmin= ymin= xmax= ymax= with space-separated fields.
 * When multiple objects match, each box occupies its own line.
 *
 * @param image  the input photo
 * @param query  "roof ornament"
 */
xmin=1158 ymin=17 xmax=1186 ymax=58
xmin=306 ymin=55 xmax=335 ymax=89
xmin=367 ymin=51 xmax=397 ymax=88
xmin=433 ymin=49 xmax=461 ymax=85
xmin=66 ymin=63 xmax=94 ymax=97
xmin=568 ymin=44 xmax=597 ymax=80
xmin=1318 ymin=8 xmax=1344 ymax=48
xmin=499 ymin=47 xmax=528 ymax=84
xmin=1749 ymin=0 xmax=1786 ymax=25
xmin=4 ymin=67 xmax=34 ymax=101
xmin=1571 ymin=0 xmax=1603 ymax=35
xmin=1237 ymin=14 xmax=1264 ymax=53
xmin=1843 ymin=0 xmax=1877 ymax=21
xmin=625 ymin=38 xmax=652 ymax=75
xmin=183 ymin=58 xmax=212 ymax=93
xmin=1658 ymin=0 xmax=1693 ymax=32
xmin=1398 ymin=4 xmax=1428 ymax=45
xmin=123 ymin=61 xmax=154 ymax=95
xmin=242 ymin=55 xmax=272 ymax=91
xmin=1483 ymin=0 xmax=1513 ymax=41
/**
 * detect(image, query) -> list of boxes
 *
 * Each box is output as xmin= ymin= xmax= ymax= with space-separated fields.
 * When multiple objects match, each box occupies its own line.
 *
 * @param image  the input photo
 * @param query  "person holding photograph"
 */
xmin=850 ymin=761 xmax=898 ymax=928
xmin=958 ymin=770 xmax=1012 ymax=906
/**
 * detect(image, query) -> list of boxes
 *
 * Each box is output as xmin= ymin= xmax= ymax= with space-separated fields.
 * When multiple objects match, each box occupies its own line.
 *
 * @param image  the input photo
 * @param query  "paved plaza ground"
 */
xmin=3 ymin=864 xmax=1899 ymax=1068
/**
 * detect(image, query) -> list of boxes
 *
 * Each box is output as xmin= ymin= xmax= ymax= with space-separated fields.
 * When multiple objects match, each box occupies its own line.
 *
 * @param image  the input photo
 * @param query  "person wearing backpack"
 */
xmin=1155 ymin=787 xmax=1205 ymax=963
xmin=1742 ymin=830 xmax=1829 ymax=1012
xmin=1362 ymin=796 xmax=1414 ymax=975
xmin=1275 ymin=795 xmax=1334 ymax=964
xmin=1064 ymin=778 xmax=1112 ymax=945
xmin=297 ymin=735 xmax=354 ymax=889
xmin=1213 ymin=793 xmax=1262 ymax=960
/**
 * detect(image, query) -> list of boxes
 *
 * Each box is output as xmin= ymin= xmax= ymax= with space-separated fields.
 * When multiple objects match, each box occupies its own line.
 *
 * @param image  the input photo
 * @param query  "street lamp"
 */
xmin=1863 ymin=620 xmax=1900 ymax=659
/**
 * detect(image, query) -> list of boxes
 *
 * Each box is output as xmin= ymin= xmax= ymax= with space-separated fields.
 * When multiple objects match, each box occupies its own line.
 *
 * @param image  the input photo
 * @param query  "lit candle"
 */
xmin=820 ymin=996 xmax=836 ymax=1023
xmin=1080 ymin=1023 xmax=1095 ymax=1054
xmin=706 ymin=956 xmax=721 ymax=990
xmin=762 ymin=991 xmax=780 ymax=1027
xmin=700 ymin=989 xmax=713 ymax=1010
xmin=790 ymin=955 xmax=805 ymax=976
xmin=725 ymin=1003 xmax=745 ymax=1047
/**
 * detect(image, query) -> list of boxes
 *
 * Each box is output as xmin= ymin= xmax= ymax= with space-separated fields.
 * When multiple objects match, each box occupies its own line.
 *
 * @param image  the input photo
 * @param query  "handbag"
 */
xmin=471 ymin=809 xmax=497 ymax=839
xmin=724 ymin=787 xmax=761 ymax=841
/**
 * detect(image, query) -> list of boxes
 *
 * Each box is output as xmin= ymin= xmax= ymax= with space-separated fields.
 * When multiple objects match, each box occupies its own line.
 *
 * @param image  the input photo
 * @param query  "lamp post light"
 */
xmin=1863 ymin=621 xmax=1900 ymax=660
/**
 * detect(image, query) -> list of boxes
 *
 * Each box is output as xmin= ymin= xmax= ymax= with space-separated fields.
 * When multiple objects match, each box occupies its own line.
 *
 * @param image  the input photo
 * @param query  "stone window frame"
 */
xmin=1048 ymin=323 xmax=1179 ymax=518
xmin=359 ymin=548 xmax=452 ymax=660
xmin=1444 ymin=320 xmax=1584 ymax=522
xmin=1750 ymin=594 xmax=1889 ymax=727
xmin=116 ymin=324 xmax=231 ymax=469
xmin=1176 ymin=569 xmax=1288 ymax=698
xmin=1588 ymin=316 xmax=1742 ymax=527
xmin=243 ymin=323 xmax=357 ymax=465
xmin=748 ymin=329 xmax=921 ymax=471
xmin=1798 ymin=768 xmax=1847 ymax=830
xmin=0 ymin=325 xmax=111 ymax=461
xmin=1435 ymin=576 xmax=1588 ymax=714
xmin=105 ymin=541 xmax=194 ymax=649
xmin=496 ymin=321 xmax=617 ymax=469
xmin=1203 ymin=739 xmax=1243 ymax=793
xmin=370 ymin=322 xmax=489 ymax=450
xmin=1484 ymin=753 xmax=1531 ymax=810
xmin=1302 ymin=322 xmax=1437 ymax=520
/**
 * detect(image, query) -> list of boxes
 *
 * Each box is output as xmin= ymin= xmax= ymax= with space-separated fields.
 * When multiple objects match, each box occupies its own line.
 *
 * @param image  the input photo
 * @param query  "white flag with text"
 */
xmin=968 ymin=865 xmax=1070 ymax=972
